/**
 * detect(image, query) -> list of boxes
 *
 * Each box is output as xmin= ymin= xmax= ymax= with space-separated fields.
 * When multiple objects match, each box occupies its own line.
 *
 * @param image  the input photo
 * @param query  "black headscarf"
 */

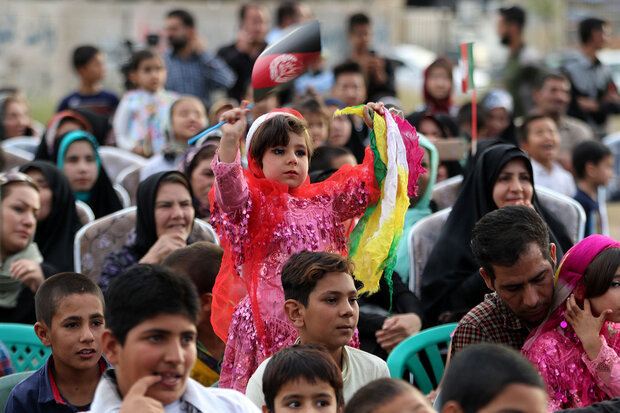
xmin=132 ymin=171 xmax=195 ymax=257
xmin=420 ymin=143 xmax=573 ymax=325
xmin=46 ymin=131 xmax=123 ymax=219
xmin=19 ymin=161 xmax=81 ymax=272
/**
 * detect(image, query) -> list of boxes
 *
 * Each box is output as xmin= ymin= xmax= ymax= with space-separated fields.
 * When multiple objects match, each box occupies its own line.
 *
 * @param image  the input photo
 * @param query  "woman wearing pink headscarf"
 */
xmin=522 ymin=235 xmax=620 ymax=410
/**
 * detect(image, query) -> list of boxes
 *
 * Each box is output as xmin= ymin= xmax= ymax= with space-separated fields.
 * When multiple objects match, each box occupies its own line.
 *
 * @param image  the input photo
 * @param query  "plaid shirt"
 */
xmin=451 ymin=292 xmax=531 ymax=357
xmin=164 ymin=50 xmax=236 ymax=107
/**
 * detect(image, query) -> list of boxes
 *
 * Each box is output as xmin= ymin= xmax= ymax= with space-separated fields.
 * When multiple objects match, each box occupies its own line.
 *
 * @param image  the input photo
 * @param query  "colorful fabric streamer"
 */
xmin=334 ymin=106 xmax=424 ymax=295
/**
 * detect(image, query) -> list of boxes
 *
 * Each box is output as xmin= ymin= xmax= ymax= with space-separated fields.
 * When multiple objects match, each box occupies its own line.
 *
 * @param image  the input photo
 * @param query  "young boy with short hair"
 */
xmin=518 ymin=114 xmax=576 ymax=197
xmin=572 ymin=140 xmax=614 ymax=236
xmin=57 ymin=45 xmax=119 ymax=119
xmin=5 ymin=272 xmax=107 ymax=413
xmin=90 ymin=264 xmax=259 ymax=412
xmin=162 ymin=242 xmax=225 ymax=387
xmin=245 ymin=251 xmax=390 ymax=408
xmin=262 ymin=344 xmax=344 ymax=413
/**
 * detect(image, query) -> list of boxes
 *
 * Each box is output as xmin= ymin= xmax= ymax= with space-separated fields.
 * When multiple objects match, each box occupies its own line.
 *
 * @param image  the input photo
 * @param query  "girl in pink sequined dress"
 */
xmin=209 ymin=102 xmax=421 ymax=391
xmin=522 ymin=235 xmax=620 ymax=410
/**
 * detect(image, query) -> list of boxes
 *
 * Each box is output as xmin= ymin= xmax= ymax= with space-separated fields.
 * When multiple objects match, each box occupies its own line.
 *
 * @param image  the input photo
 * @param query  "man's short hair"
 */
xmin=518 ymin=114 xmax=553 ymax=144
xmin=344 ymin=378 xmax=424 ymax=413
xmin=35 ymin=272 xmax=104 ymax=327
xmin=440 ymin=343 xmax=545 ymax=412
xmin=167 ymin=9 xmax=195 ymax=28
xmin=162 ymin=242 xmax=223 ymax=296
xmin=281 ymin=251 xmax=355 ymax=306
xmin=573 ymin=140 xmax=612 ymax=180
xmin=579 ymin=17 xmax=606 ymax=44
xmin=499 ymin=6 xmax=526 ymax=29
xmin=104 ymin=264 xmax=199 ymax=345
xmin=263 ymin=344 xmax=344 ymax=412
xmin=348 ymin=12 xmax=371 ymax=33
xmin=471 ymin=205 xmax=550 ymax=285
xmin=534 ymin=71 xmax=569 ymax=91
xmin=72 ymin=46 xmax=100 ymax=70
xmin=333 ymin=60 xmax=364 ymax=82
xmin=276 ymin=2 xmax=298 ymax=27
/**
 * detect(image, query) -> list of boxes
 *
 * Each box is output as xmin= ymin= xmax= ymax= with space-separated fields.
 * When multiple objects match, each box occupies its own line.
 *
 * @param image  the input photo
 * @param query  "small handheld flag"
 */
xmin=460 ymin=42 xmax=477 ymax=155
xmin=252 ymin=20 xmax=321 ymax=101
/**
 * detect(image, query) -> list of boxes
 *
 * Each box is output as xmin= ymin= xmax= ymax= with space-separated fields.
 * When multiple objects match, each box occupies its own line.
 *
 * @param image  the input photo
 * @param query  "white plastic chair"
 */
xmin=535 ymin=185 xmax=586 ymax=244
xmin=113 ymin=184 xmax=131 ymax=209
xmin=116 ymin=165 xmax=142 ymax=206
xmin=75 ymin=200 xmax=95 ymax=225
xmin=430 ymin=175 xmax=463 ymax=210
xmin=98 ymin=146 xmax=147 ymax=181
xmin=2 ymin=136 xmax=41 ymax=156
xmin=2 ymin=147 xmax=34 ymax=172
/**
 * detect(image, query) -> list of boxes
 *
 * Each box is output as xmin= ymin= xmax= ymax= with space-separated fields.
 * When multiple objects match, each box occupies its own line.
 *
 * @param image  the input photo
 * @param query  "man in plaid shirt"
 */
xmin=451 ymin=206 xmax=557 ymax=356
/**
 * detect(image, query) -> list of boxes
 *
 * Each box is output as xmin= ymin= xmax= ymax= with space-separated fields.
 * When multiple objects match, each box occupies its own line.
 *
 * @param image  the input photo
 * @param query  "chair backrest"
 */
xmin=408 ymin=208 xmax=451 ymax=297
xmin=74 ymin=206 xmax=219 ymax=283
xmin=98 ymin=146 xmax=147 ymax=182
xmin=2 ymin=147 xmax=33 ymax=172
xmin=0 ymin=323 xmax=50 ymax=373
xmin=113 ymin=184 xmax=131 ymax=209
xmin=0 ymin=371 xmax=34 ymax=411
xmin=116 ymin=165 xmax=142 ymax=206
xmin=1 ymin=136 xmax=40 ymax=156
xmin=535 ymin=185 xmax=585 ymax=244
xmin=386 ymin=322 xmax=457 ymax=394
xmin=431 ymin=175 xmax=463 ymax=210
xmin=75 ymin=200 xmax=95 ymax=225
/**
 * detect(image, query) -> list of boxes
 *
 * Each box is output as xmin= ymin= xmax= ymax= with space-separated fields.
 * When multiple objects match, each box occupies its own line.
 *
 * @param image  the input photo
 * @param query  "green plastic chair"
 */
xmin=0 ymin=323 xmax=50 ymax=372
xmin=0 ymin=371 xmax=34 ymax=411
xmin=386 ymin=322 xmax=457 ymax=394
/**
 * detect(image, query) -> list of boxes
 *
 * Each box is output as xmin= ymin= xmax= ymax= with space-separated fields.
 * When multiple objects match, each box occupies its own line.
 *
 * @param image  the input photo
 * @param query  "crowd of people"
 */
xmin=0 ymin=2 xmax=620 ymax=412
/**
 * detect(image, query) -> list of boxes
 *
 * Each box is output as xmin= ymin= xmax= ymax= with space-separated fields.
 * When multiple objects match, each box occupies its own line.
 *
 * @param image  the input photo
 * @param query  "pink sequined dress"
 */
xmin=210 ymin=147 xmax=379 ymax=392
xmin=522 ymin=235 xmax=620 ymax=411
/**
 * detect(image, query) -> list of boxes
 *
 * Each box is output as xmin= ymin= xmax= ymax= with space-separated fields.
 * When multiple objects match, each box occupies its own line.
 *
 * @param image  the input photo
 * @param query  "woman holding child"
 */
xmin=523 ymin=235 xmax=620 ymax=410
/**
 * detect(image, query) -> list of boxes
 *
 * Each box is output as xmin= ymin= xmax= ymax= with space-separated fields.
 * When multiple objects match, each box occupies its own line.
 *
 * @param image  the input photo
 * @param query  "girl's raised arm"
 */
xmin=218 ymin=101 xmax=250 ymax=164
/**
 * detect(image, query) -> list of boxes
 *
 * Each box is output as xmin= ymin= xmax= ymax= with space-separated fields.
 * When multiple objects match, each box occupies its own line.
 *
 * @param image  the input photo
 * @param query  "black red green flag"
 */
xmin=252 ymin=20 xmax=321 ymax=100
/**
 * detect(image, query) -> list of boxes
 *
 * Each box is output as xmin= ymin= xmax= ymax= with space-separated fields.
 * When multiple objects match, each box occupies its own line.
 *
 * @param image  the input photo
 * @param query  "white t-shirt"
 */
xmin=531 ymin=159 xmax=576 ymax=197
xmin=245 ymin=345 xmax=390 ymax=408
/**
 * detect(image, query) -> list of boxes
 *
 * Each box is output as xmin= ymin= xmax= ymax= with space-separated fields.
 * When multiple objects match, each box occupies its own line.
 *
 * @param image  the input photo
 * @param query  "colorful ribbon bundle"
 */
xmin=335 ymin=106 xmax=424 ymax=295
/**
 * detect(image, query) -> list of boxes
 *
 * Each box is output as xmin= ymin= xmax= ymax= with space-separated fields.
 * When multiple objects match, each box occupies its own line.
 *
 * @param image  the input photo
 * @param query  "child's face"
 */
xmin=332 ymin=73 xmax=366 ymax=108
xmin=300 ymin=272 xmax=359 ymax=351
xmin=190 ymin=157 xmax=215 ymax=207
xmin=327 ymin=115 xmax=352 ymax=147
xmin=589 ymin=263 xmax=620 ymax=322
xmin=426 ymin=66 xmax=452 ymax=101
xmin=305 ymin=112 xmax=329 ymax=148
xmin=268 ymin=378 xmax=340 ymax=413
xmin=134 ymin=56 xmax=167 ymax=93
xmin=521 ymin=118 xmax=560 ymax=165
xmin=588 ymin=154 xmax=614 ymax=187
xmin=103 ymin=313 xmax=197 ymax=406
xmin=36 ymin=293 xmax=104 ymax=372
xmin=79 ymin=52 xmax=106 ymax=84
xmin=171 ymin=99 xmax=207 ymax=142
xmin=372 ymin=388 xmax=436 ymax=413
xmin=63 ymin=140 xmax=98 ymax=192
xmin=261 ymin=132 xmax=309 ymax=189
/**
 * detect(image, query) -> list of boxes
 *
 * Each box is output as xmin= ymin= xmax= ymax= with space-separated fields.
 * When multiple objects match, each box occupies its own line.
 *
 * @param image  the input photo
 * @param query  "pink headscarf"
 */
xmin=523 ymin=235 xmax=620 ymax=351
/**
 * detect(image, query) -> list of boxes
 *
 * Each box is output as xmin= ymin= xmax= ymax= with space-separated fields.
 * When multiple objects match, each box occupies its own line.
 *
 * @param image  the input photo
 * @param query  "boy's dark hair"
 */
xmin=104 ymin=264 xmax=199 ymax=345
xmin=310 ymin=145 xmax=354 ymax=173
xmin=440 ymin=343 xmax=545 ymax=413
xmin=162 ymin=242 xmax=223 ymax=296
xmin=295 ymin=96 xmax=328 ymax=119
xmin=167 ymin=9 xmax=195 ymax=28
xmin=518 ymin=114 xmax=553 ymax=144
xmin=584 ymin=248 xmax=620 ymax=298
xmin=73 ymin=46 xmax=100 ymax=69
xmin=579 ymin=17 xmax=606 ymax=44
xmin=187 ymin=144 xmax=218 ymax=178
xmin=263 ymin=344 xmax=344 ymax=412
xmin=35 ymin=272 xmax=104 ymax=327
xmin=534 ymin=71 xmax=569 ymax=91
xmin=344 ymin=378 xmax=421 ymax=413
xmin=276 ymin=2 xmax=298 ymax=27
xmin=128 ymin=50 xmax=159 ymax=72
xmin=499 ymin=6 xmax=526 ymax=29
xmin=281 ymin=251 xmax=354 ymax=306
xmin=471 ymin=205 xmax=551 ymax=285
xmin=457 ymin=101 xmax=486 ymax=131
xmin=572 ymin=140 xmax=612 ymax=180
xmin=333 ymin=60 xmax=364 ymax=82
xmin=249 ymin=115 xmax=313 ymax=169
xmin=348 ymin=12 xmax=371 ymax=32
